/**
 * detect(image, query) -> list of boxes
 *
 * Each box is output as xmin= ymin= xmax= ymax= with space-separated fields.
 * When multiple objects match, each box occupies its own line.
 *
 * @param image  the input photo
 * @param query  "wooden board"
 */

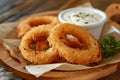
xmin=0 ymin=11 xmax=118 ymax=80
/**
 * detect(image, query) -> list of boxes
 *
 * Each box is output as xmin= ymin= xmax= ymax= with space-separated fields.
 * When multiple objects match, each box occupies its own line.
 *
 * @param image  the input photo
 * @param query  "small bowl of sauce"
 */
xmin=58 ymin=7 xmax=107 ymax=40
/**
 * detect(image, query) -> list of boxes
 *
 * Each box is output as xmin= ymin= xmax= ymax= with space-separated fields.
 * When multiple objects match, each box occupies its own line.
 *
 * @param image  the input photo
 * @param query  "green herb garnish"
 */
xmin=73 ymin=14 xmax=80 ymax=17
xmin=84 ymin=22 xmax=88 ymax=24
xmin=79 ymin=12 xmax=82 ymax=14
xmin=86 ymin=14 xmax=90 ymax=16
xmin=100 ymin=36 xmax=120 ymax=59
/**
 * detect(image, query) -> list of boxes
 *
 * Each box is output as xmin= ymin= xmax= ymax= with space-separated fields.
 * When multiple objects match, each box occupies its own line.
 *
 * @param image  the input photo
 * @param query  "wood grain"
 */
xmin=0 ymin=0 xmax=69 ymax=23
xmin=0 ymin=11 xmax=118 ymax=80
xmin=0 ymin=0 xmax=120 ymax=23
xmin=0 ymin=37 xmax=117 ymax=80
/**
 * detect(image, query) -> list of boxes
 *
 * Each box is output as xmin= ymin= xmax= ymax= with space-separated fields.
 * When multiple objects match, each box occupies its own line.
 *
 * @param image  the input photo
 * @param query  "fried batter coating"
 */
xmin=48 ymin=23 xmax=102 ymax=65
xmin=19 ymin=25 xmax=58 ymax=64
xmin=17 ymin=16 xmax=59 ymax=38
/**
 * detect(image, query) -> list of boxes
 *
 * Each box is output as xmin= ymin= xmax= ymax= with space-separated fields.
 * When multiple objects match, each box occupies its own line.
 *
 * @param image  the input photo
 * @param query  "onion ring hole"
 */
xmin=61 ymin=34 xmax=88 ymax=50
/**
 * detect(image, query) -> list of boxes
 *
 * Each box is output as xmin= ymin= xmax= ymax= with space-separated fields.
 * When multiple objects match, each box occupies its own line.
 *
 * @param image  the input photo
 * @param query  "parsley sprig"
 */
xmin=100 ymin=36 xmax=120 ymax=59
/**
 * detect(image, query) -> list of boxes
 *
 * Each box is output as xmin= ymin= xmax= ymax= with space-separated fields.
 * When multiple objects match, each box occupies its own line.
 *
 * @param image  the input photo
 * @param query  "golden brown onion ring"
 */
xmin=17 ymin=16 xmax=59 ymax=38
xmin=19 ymin=25 xmax=58 ymax=64
xmin=48 ymin=23 xmax=102 ymax=65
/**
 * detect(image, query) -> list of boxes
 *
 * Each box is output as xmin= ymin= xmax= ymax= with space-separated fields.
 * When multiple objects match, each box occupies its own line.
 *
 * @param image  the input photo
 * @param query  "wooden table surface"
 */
xmin=0 ymin=0 xmax=120 ymax=80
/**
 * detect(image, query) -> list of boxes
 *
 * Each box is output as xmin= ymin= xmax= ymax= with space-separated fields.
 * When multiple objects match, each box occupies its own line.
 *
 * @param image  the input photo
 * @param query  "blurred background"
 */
xmin=0 ymin=0 xmax=120 ymax=23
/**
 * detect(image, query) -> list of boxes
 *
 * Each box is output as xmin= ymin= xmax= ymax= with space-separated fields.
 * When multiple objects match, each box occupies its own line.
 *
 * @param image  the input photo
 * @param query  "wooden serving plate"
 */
xmin=0 ymin=11 xmax=118 ymax=80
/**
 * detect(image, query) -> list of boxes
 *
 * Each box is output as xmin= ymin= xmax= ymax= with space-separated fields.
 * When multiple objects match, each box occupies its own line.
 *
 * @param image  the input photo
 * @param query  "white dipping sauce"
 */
xmin=63 ymin=10 xmax=103 ymax=25
xmin=59 ymin=8 xmax=107 ymax=40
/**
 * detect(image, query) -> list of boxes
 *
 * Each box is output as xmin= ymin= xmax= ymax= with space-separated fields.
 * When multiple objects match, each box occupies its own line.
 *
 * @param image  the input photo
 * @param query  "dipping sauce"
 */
xmin=58 ymin=7 xmax=107 ymax=40
xmin=63 ymin=10 xmax=103 ymax=25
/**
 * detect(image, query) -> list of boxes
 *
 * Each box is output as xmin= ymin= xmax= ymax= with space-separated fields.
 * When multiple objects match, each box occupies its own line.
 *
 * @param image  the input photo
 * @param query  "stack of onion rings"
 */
xmin=48 ymin=23 xmax=101 ymax=65
xmin=17 ymin=15 xmax=59 ymax=38
xmin=18 ymin=18 xmax=102 ymax=65
xmin=19 ymin=25 xmax=58 ymax=64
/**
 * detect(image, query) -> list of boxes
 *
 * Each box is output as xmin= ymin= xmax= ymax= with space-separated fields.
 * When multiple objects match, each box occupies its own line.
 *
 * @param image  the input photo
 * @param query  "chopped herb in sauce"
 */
xmin=86 ymin=14 xmax=90 ymax=16
xmin=63 ymin=11 xmax=102 ymax=25
xmin=84 ymin=22 xmax=88 ymax=24
xmin=79 ymin=12 xmax=82 ymax=14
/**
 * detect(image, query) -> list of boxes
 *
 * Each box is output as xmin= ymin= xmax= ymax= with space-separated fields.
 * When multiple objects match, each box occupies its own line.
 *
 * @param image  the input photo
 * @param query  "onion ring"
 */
xmin=17 ymin=15 xmax=59 ymax=38
xmin=48 ymin=23 xmax=101 ymax=65
xmin=19 ymin=25 xmax=58 ymax=64
xmin=105 ymin=3 xmax=120 ymax=19
xmin=105 ymin=4 xmax=120 ymax=28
